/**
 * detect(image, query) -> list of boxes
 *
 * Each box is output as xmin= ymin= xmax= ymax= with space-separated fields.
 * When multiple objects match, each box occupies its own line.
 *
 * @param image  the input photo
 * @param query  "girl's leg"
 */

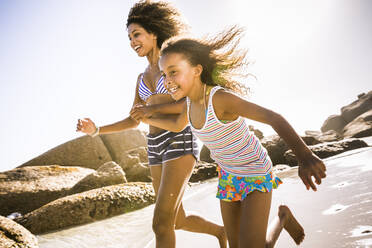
xmin=220 ymin=200 xmax=241 ymax=248
xmin=239 ymin=190 xmax=272 ymax=247
xmin=266 ymin=205 xmax=305 ymax=247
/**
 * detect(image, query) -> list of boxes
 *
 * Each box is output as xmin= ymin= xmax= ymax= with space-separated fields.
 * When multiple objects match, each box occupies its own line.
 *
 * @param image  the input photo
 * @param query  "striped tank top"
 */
xmin=187 ymin=86 xmax=273 ymax=177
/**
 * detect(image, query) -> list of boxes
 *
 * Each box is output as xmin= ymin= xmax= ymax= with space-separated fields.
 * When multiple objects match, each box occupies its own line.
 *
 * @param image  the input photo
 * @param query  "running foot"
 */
xmin=278 ymin=205 xmax=305 ymax=245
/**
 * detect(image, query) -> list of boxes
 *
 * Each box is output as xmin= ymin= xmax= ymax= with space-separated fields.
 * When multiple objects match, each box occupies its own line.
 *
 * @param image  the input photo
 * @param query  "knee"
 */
xmin=152 ymin=209 xmax=175 ymax=235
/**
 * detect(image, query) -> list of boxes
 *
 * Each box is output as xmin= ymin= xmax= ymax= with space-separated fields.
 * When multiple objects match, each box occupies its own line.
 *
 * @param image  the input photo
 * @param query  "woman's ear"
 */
xmin=194 ymin=64 xmax=203 ymax=77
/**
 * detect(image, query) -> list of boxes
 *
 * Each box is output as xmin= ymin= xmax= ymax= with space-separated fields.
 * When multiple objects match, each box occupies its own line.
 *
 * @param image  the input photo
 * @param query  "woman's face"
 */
xmin=128 ymin=23 xmax=157 ymax=57
xmin=159 ymin=52 xmax=200 ymax=101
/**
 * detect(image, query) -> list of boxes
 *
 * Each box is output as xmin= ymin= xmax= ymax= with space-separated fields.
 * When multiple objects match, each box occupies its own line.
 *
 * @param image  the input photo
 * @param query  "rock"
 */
xmin=100 ymin=129 xmax=147 ymax=162
xmin=320 ymin=114 xmax=347 ymax=134
xmin=16 ymin=183 xmax=155 ymax=234
xmin=341 ymin=91 xmax=372 ymax=123
xmin=0 ymin=165 xmax=94 ymax=216
xmin=273 ymin=164 xmax=292 ymax=174
xmin=261 ymin=135 xmax=289 ymax=165
xmin=305 ymin=130 xmax=343 ymax=142
xmin=70 ymin=161 xmax=127 ymax=194
xmin=20 ymin=135 xmax=112 ymax=169
xmin=284 ymin=138 xmax=368 ymax=166
xmin=199 ymin=145 xmax=214 ymax=163
xmin=248 ymin=125 xmax=264 ymax=140
xmin=189 ymin=162 xmax=218 ymax=182
xmin=0 ymin=215 xmax=38 ymax=248
xmin=343 ymin=109 xmax=372 ymax=138
xmin=118 ymin=147 xmax=151 ymax=182
xmin=300 ymin=135 xmax=322 ymax=146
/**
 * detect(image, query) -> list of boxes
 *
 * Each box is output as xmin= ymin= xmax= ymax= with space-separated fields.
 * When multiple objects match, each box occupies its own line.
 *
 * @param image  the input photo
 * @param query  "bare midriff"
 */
xmin=145 ymin=94 xmax=178 ymax=135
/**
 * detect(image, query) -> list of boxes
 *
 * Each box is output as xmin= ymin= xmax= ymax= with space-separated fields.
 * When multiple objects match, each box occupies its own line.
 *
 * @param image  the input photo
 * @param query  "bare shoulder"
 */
xmin=212 ymin=88 xmax=240 ymax=108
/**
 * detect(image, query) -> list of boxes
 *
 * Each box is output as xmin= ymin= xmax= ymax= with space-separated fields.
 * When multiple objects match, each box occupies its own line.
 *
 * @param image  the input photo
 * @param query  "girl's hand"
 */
xmin=76 ymin=118 xmax=97 ymax=135
xmin=298 ymin=153 xmax=327 ymax=191
xmin=130 ymin=104 xmax=153 ymax=122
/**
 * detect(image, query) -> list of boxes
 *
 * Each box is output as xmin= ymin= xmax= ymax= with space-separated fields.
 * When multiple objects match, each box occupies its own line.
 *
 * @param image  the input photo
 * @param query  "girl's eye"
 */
xmin=170 ymin=71 xmax=176 ymax=75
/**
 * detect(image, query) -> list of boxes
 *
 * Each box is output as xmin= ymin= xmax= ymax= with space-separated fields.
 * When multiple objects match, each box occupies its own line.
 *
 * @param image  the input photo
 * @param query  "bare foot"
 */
xmin=279 ymin=205 xmax=305 ymax=245
xmin=216 ymin=226 xmax=227 ymax=248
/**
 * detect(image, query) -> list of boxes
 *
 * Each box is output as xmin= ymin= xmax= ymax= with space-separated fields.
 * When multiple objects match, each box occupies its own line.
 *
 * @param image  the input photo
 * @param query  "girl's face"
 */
xmin=127 ymin=23 xmax=157 ymax=57
xmin=159 ymin=52 xmax=200 ymax=101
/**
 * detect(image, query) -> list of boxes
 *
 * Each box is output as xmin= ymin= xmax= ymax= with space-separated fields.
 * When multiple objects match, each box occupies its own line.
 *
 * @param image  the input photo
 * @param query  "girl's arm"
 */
xmin=130 ymin=101 xmax=189 ymax=132
xmin=213 ymin=89 xmax=326 ymax=191
xmin=77 ymin=74 xmax=143 ymax=135
xmin=131 ymin=98 xmax=186 ymax=118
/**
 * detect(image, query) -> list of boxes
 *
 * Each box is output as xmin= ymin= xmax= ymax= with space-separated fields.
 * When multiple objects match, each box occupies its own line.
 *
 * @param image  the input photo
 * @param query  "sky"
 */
xmin=0 ymin=0 xmax=371 ymax=172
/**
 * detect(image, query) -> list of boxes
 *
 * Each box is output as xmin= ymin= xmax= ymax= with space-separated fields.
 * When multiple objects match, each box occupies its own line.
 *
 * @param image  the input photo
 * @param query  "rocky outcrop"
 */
xmin=261 ymin=135 xmax=290 ymax=165
xmin=20 ymin=135 xmax=112 ymax=169
xmin=190 ymin=162 xmax=218 ymax=182
xmin=284 ymin=138 xmax=368 ymax=166
xmin=70 ymin=161 xmax=127 ymax=194
xmin=199 ymin=145 xmax=214 ymax=163
xmin=305 ymin=130 xmax=343 ymax=143
xmin=0 ymin=215 xmax=38 ymax=248
xmin=343 ymin=109 xmax=372 ymax=138
xmin=321 ymin=91 xmax=372 ymax=137
xmin=0 ymin=165 xmax=94 ymax=216
xmin=16 ymin=183 xmax=155 ymax=234
xmin=340 ymin=91 xmax=372 ymax=123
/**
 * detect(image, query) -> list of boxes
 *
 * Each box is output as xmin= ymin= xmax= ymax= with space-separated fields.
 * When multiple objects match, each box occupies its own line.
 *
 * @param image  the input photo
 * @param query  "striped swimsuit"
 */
xmin=137 ymin=73 xmax=199 ymax=165
xmin=187 ymin=86 xmax=281 ymax=201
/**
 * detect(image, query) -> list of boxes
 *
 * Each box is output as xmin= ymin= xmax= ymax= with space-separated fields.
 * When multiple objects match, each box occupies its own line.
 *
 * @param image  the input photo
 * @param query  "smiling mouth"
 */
xmin=168 ymin=86 xmax=179 ymax=94
xmin=134 ymin=45 xmax=141 ymax=52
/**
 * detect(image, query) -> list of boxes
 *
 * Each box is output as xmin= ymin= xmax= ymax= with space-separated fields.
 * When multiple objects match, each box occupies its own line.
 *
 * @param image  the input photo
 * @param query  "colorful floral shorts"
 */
xmin=216 ymin=166 xmax=282 ymax=202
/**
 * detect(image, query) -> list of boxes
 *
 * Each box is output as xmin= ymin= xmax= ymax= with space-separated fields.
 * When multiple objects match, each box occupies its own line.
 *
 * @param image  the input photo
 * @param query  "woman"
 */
xmin=76 ymin=1 xmax=226 ymax=248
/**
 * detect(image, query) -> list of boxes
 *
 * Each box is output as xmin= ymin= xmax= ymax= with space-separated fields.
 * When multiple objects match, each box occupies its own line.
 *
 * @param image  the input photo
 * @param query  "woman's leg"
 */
xmin=151 ymin=154 xmax=226 ymax=248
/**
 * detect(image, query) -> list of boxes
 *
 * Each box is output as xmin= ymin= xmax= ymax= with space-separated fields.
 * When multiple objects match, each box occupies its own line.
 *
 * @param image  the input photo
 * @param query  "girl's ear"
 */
xmin=194 ymin=64 xmax=203 ymax=77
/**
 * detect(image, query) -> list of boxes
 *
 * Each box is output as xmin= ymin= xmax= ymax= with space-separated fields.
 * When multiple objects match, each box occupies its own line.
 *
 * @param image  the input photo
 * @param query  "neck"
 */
xmin=146 ymin=46 xmax=160 ymax=68
xmin=188 ymin=79 xmax=205 ymax=104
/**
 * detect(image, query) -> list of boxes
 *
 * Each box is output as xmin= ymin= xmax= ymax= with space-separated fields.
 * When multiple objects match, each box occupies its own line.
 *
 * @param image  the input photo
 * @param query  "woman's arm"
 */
xmin=213 ymin=89 xmax=327 ymax=191
xmin=131 ymin=101 xmax=189 ymax=132
xmin=77 ymin=74 xmax=143 ymax=135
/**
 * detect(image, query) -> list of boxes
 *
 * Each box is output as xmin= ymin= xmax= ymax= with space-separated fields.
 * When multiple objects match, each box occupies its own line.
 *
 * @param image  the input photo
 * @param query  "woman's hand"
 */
xmin=298 ymin=153 xmax=327 ymax=191
xmin=130 ymin=104 xmax=153 ymax=122
xmin=76 ymin=118 xmax=97 ymax=135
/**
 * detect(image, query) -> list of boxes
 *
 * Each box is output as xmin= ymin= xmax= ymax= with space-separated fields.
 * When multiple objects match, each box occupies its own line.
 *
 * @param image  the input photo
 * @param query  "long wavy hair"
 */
xmin=126 ymin=0 xmax=188 ymax=49
xmin=161 ymin=26 xmax=252 ymax=95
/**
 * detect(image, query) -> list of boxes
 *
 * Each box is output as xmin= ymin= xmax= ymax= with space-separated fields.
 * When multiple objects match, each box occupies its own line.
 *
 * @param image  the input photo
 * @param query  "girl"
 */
xmin=76 ymin=1 xmax=226 ymax=248
xmin=131 ymin=26 xmax=327 ymax=247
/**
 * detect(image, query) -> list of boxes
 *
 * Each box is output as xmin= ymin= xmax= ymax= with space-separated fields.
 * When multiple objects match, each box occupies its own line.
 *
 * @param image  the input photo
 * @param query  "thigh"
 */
xmin=220 ymin=200 xmax=241 ymax=248
xmin=155 ymin=154 xmax=196 ymax=215
xmin=239 ymin=191 xmax=272 ymax=247
xmin=150 ymin=165 xmax=162 ymax=196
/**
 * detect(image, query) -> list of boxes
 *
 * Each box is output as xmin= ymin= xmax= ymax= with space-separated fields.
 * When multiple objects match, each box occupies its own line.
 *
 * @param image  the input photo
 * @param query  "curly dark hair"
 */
xmin=161 ymin=26 xmax=252 ymax=95
xmin=126 ymin=0 xmax=187 ymax=49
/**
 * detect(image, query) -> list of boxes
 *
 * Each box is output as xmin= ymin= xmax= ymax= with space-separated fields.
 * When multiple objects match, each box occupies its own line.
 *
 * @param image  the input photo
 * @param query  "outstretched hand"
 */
xmin=76 ymin=118 xmax=96 ymax=135
xmin=298 ymin=153 xmax=326 ymax=191
xmin=130 ymin=104 xmax=153 ymax=122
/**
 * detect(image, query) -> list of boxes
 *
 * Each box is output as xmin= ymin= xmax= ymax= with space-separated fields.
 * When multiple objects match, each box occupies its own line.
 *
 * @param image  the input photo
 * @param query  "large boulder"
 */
xmin=70 ymin=161 xmax=127 ymax=194
xmin=343 ymin=109 xmax=372 ymax=138
xmin=284 ymin=138 xmax=368 ymax=166
xmin=320 ymin=114 xmax=347 ymax=134
xmin=341 ymin=91 xmax=372 ymax=123
xmin=0 ymin=215 xmax=38 ymax=248
xmin=100 ymin=129 xmax=147 ymax=162
xmin=0 ymin=165 xmax=94 ymax=216
xmin=199 ymin=145 xmax=214 ymax=163
xmin=117 ymin=147 xmax=151 ymax=182
xmin=16 ymin=183 xmax=155 ymax=234
xmin=20 ymin=135 xmax=112 ymax=169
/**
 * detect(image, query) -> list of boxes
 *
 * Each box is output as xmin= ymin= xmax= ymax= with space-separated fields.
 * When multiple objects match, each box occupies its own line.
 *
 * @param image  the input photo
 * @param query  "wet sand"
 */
xmin=38 ymin=143 xmax=372 ymax=248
